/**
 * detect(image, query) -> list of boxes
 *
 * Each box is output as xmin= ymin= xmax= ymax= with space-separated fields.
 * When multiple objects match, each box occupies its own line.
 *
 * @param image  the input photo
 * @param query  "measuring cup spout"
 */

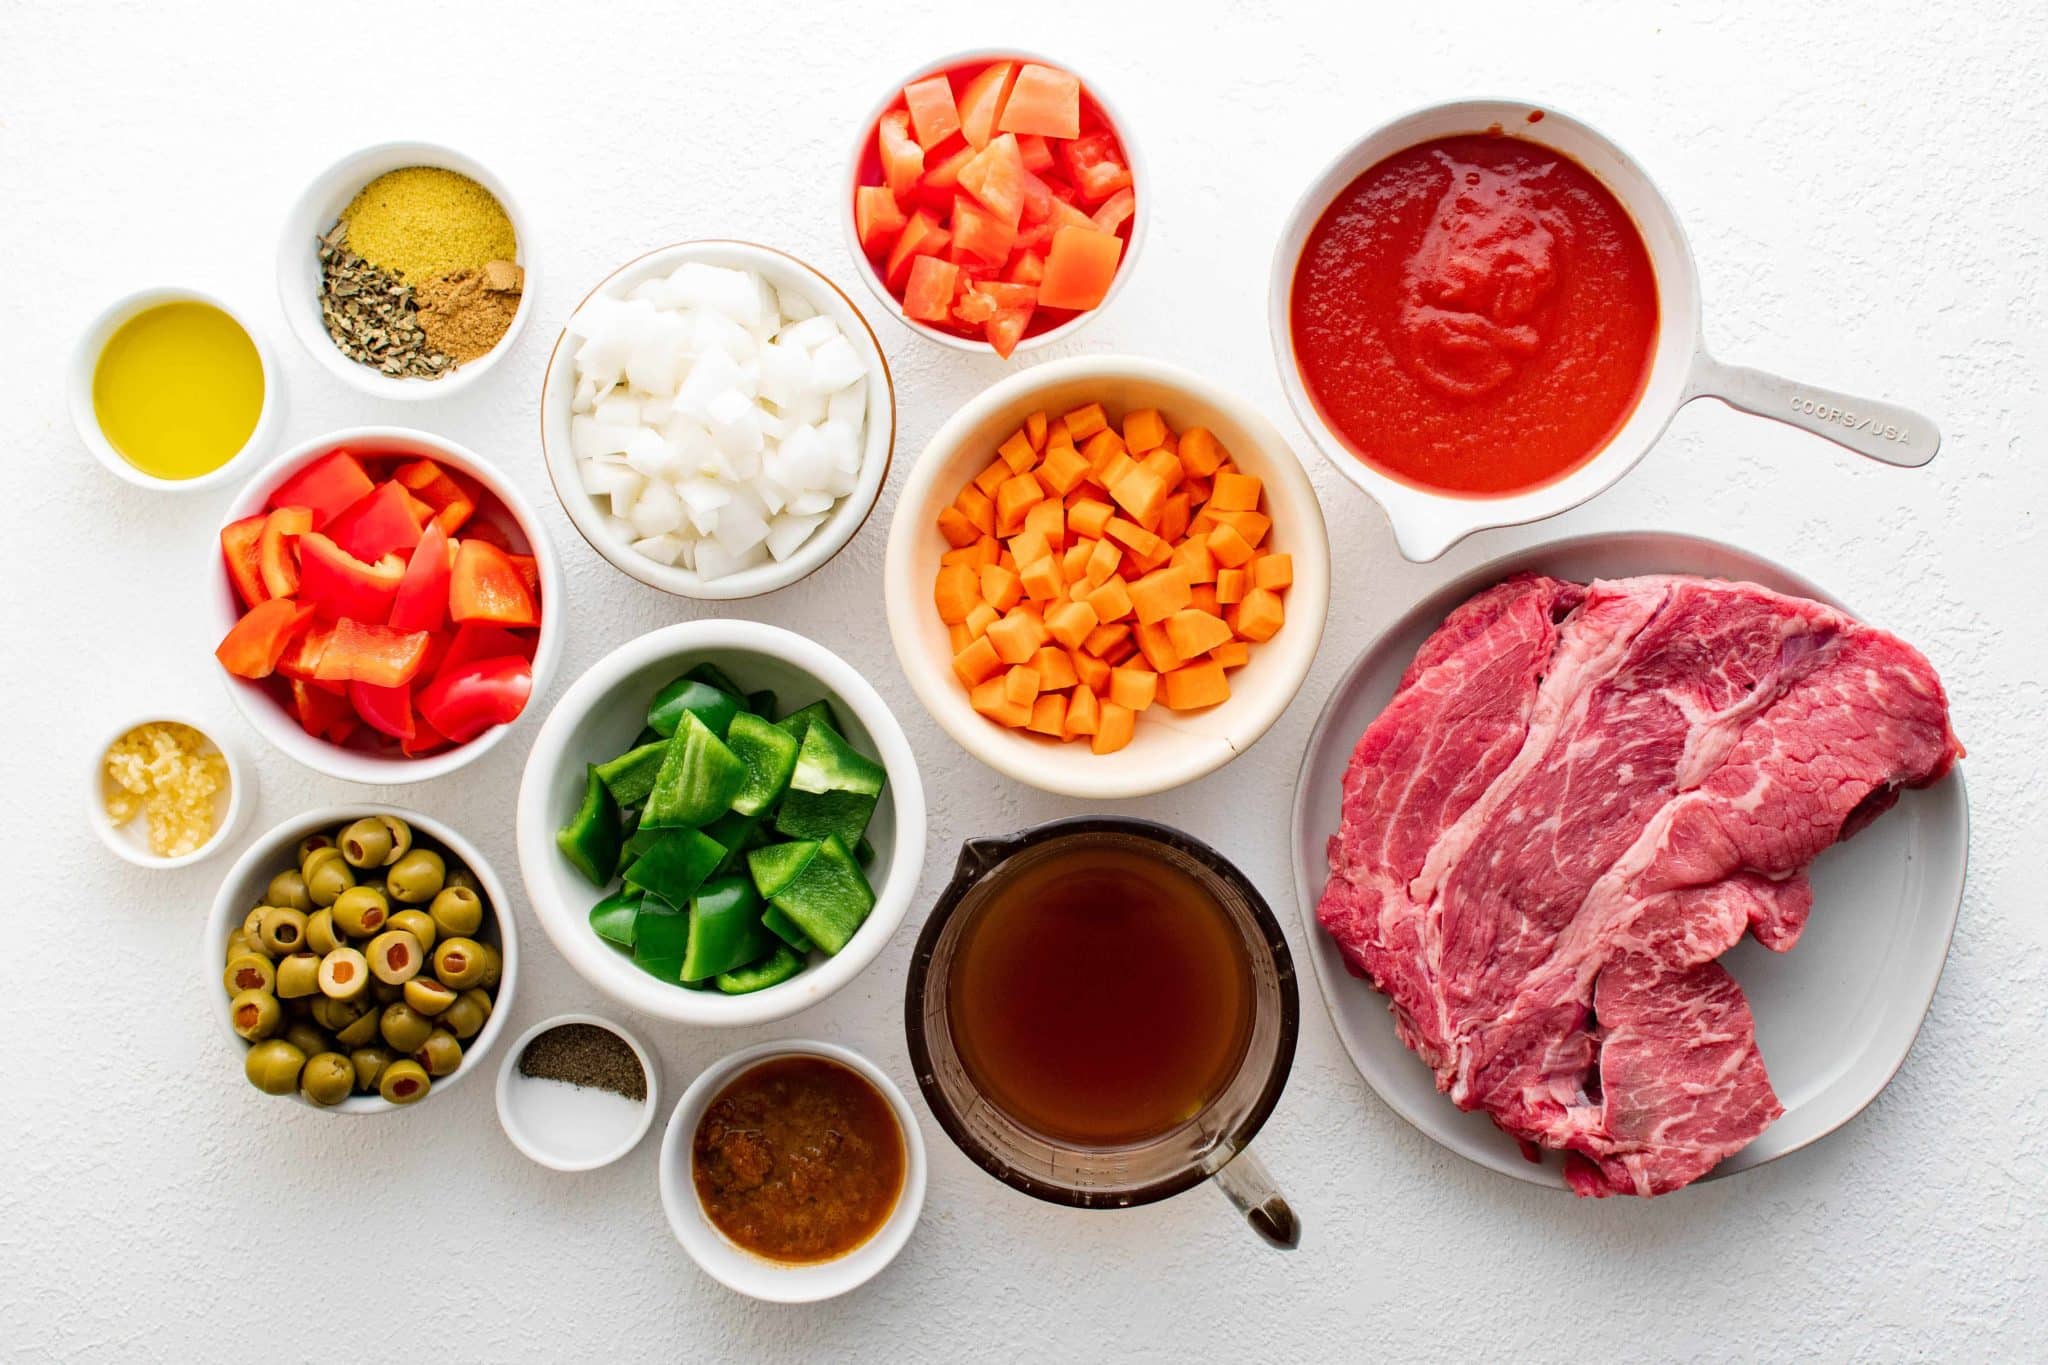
xmin=1212 ymin=1147 xmax=1300 ymax=1250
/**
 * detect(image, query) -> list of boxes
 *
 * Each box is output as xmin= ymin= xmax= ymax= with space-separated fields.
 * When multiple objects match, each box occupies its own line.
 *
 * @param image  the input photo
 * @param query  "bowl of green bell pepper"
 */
xmin=515 ymin=620 xmax=926 ymax=1025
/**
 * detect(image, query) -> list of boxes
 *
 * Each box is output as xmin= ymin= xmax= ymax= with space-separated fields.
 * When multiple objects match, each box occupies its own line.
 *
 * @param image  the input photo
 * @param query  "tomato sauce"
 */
xmin=1290 ymin=133 xmax=1659 ymax=496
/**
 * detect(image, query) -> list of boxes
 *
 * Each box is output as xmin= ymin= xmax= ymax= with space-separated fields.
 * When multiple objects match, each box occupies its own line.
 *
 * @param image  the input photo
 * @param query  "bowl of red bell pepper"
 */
xmin=212 ymin=427 xmax=563 ymax=783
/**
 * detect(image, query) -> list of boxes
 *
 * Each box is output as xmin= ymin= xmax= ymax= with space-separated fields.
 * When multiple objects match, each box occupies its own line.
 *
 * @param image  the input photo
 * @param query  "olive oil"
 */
xmin=946 ymin=844 xmax=1254 ymax=1148
xmin=92 ymin=301 xmax=263 ymax=480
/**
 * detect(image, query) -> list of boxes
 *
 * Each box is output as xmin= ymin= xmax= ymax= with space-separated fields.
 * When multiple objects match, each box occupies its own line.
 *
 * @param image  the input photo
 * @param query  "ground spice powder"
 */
xmin=339 ymin=166 xmax=516 ymax=283
xmin=519 ymin=1023 xmax=646 ymax=1102
xmin=417 ymin=261 xmax=523 ymax=363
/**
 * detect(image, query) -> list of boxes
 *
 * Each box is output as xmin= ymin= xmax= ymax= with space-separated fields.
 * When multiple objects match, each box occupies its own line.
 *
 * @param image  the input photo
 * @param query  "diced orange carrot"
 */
xmin=1045 ymin=598 xmax=1099 ymax=650
xmin=1166 ymin=608 xmax=1234 ymax=658
xmin=1037 ymin=443 xmax=1091 ymax=495
xmin=1072 ymin=649 xmax=1111 ymax=694
xmin=1131 ymin=536 xmax=1175 ymax=573
xmin=1080 ymin=428 xmax=1126 ymax=476
xmin=997 ymin=63 xmax=1081 ymax=139
xmin=1122 ymin=408 xmax=1168 ymax=454
xmin=1023 ymin=499 xmax=1065 ymax=549
xmin=1101 ymin=636 xmax=1140 ymax=667
xmin=1040 ymin=226 xmax=1124 ymax=310
xmin=1134 ymin=620 xmax=1181 ymax=673
xmin=987 ymin=607 xmax=1050 ymax=664
xmin=1111 ymin=468 xmax=1168 ymax=527
xmin=1184 ymin=475 xmax=1212 ymax=506
xmin=1007 ymin=529 xmax=1051 ymax=569
xmin=1024 ymin=410 xmax=1049 ymax=450
xmin=997 ymin=428 xmax=1038 ymax=473
xmin=1158 ymin=492 xmax=1192 ymax=544
xmin=1109 ymin=667 xmax=1158 ymax=712
xmin=1003 ymin=665 xmax=1041 ymax=708
xmin=970 ymin=675 xmax=1033 ymax=727
xmin=1075 ymin=539 xmax=1115 ymax=589
xmin=1216 ymin=567 xmax=1249 ymax=605
xmin=1064 ymin=682 xmax=1101 ymax=737
xmin=1253 ymin=554 xmax=1294 ymax=591
xmin=1177 ymin=427 xmax=1226 ymax=477
xmin=1063 ymin=402 xmax=1108 ymax=440
xmin=955 ymin=484 xmax=996 ymax=535
xmin=1104 ymin=518 xmax=1163 ymax=559
xmin=939 ymin=543 xmax=978 ymax=568
xmin=1030 ymin=646 xmax=1079 ymax=691
xmin=1207 ymin=507 xmax=1271 ymax=547
xmin=1098 ymin=451 xmax=1139 ymax=493
xmin=964 ymin=602 xmax=999 ymax=639
xmin=1060 ymin=540 xmax=1093 ymax=583
xmin=1210 ymin=470 xmax=1262 ymax=511
xmin=1084 ymin=575 xmax=1133 ymax=623
xmin=953 ymin=635 xmax=1003 ymax=686
xmin=1068 ymin=498 xmax=1113 ymax=539
xmin=995 ymin=473 xmax=1045 ymax=536
xmin=973 ymin=458 xmax=1011 ymax=496
xmin=1188 ymin=511 xmax=1218 ymax=538
xmin=1138 ymin=450 xmax=1183 ymax=492
xmin=978 ymin=562 xmax=1022 ymax=612
xmin=1231 ymin=587 xmax=1285 ymax=642
xmin=1130 ymin=565 xmax=1192 ymax=624
xmin=937 ymin=505 xmax=980 ymax=548
xmin=1091 ymin=701 xmax=1136 ymax=754
xmin=1163 ymin=659 xmax=1230 ymax=710
xmin=1206 ymin=522 xmax=1254 ymax=568
xmin=1026 ymin=692 xmax=1068 ymax=737
xmin=948 ymin=623 xmax=971 ymax=653
xmin=1190 ymin=584 xmax=1219 ymax=616
xmin=935 ymin=564 xmax=979 ymax=624
xmin=1019 ymin=555 xmax=1065 ymax=602
xmin=1212 ymin=640 xmax=1250 ymax=669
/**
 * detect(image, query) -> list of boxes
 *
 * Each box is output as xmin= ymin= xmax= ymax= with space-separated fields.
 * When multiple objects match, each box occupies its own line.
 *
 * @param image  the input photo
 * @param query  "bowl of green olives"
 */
xmin=207 ymin=806 xmax=517 ymax=1113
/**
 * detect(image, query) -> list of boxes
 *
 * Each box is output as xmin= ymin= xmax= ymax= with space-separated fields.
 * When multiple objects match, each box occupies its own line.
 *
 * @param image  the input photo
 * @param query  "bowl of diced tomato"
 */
xmin=211 ymin=428 xmax=563 ymax=784
xmin=846 ymin=51 xmax=1144 ymax=359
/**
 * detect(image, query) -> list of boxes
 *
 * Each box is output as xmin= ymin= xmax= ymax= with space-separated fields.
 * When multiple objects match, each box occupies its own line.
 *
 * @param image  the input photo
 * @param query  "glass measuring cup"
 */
xmin=904 ymin=816 xmax=1301 ymax=1248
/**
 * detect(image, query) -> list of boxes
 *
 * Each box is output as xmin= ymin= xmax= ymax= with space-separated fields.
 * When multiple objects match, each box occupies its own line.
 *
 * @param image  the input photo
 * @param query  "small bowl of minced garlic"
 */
xmin=90 ymin=715 xmax=252 ymax=869
xmin=277 ymin=142 xmax=535 ymax=400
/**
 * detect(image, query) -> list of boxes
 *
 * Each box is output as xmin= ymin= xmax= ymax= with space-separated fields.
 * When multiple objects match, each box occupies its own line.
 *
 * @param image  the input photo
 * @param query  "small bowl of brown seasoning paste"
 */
xmin=277 ymin=141 xmax=534 ymax=400
xmin=496 ymin=1014 xmax=659 ymax=1171
xmin=659 ymin=1040 xmax=926 ymax=1302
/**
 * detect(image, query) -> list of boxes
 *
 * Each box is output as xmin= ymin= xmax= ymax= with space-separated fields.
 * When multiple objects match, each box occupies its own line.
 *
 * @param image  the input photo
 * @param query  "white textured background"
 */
xmin=3 ymin=1 xmax=2043 ymax=1359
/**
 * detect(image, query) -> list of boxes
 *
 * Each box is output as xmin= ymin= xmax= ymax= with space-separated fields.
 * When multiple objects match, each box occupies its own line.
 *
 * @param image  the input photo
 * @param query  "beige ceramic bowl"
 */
xmin=883 ymin=355 xmax=1330 ymax=799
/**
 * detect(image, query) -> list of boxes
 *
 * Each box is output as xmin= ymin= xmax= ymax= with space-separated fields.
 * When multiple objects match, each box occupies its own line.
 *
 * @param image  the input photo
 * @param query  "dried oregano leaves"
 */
xmin=316 ymin=222 xmax=452 ymax=379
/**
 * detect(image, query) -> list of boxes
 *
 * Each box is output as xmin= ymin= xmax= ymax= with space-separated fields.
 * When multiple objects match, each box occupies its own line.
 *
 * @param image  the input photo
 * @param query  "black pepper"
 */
xmin=518 ymin=1023 xmax=645 ymax=1102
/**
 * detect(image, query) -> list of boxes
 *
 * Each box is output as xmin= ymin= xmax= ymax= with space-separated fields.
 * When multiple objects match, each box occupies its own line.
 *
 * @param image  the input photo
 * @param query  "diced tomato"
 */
xmin=438 ymin=622 xmax=537 ymax=675
xmin=1040 ymin=226 xmax=1125 ymax=310
xmin=290 ymin=679 xmax=359 ymax=746
xmin=884 ymin=210 xmax=951 ymax=291
xmin=877 ymin=110 xmax=924 ymax=206
xmin=854 ymin=185 xmax=907 ymax=259
xmin=297 ymin=532 xmax=405 ymax=622
xmin=348 ymin=680 xmax=415 ymax=742
xmin=997 ymin=63 xmax=1081 ymax=139
xmin=221 ymin=515 xmax=269 ymax=608
xmin=1091 ymin=187 xmax=1137 ymax=238
xmin=1004 ymin=250 xmax=1047 ymax=286
xmin=969 ymin=282 xmax=1038 ymax=359
xmin=258 ymin=506 xmax=313 ymax=599
xmin=326 ymin=481 xmax=424 ymax=563
xmin=922 ymin=139 xmax=975 ymax=194
xmin=949 ymin=196 xmax=1017 ymax=268
xmin=312 ymin=618 xmax=431 ymax=688
xmin=450 ymin=540 xmax=539 ymax=627
xmin=1017 ymin=134 xmax=1055 ymax=173
xmin=1018 ymin=169 xmax=1056 ymax=226
xmin=393 ymin=459 xmax=476 ymax=536
xmin=903 ymin=74 xmax=962 ymax=150
xmin=957 ymin=61 xmax=1019 ymax=149
xmin=389 ymin=520 xmax=452 ymax=634
xmin=276 ymin=620 xmax=335 ymax=681
xmin=957 ymin=133 xmax=1027 ymax=226
xmin=417 ymin=656 xmax=534 ymax=744
xmin=215 ymin=597 xmax=315 ymax=680
xmin=1060 ymin=132 xmax=1132 ymax=204
xmin=903 ymin=256 xmax=963 ymax=323
xmin=269 ymin=451 xmax=374 ymax=528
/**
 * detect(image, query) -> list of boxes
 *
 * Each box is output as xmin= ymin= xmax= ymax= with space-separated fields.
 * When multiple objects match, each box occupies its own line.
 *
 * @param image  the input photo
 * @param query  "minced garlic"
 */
xmin=102 ymin=722 xmax=227 ymax=857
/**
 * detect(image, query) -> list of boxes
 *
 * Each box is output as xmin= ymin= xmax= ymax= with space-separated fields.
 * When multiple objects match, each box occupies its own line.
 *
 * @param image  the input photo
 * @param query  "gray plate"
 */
xmin=1288 ymin=531 xmax=1969 ymax=1191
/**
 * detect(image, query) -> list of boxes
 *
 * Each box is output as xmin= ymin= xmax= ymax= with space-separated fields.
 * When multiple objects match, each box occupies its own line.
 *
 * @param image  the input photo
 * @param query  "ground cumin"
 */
xmin=417 ymin=260 xmax=523 ymax=362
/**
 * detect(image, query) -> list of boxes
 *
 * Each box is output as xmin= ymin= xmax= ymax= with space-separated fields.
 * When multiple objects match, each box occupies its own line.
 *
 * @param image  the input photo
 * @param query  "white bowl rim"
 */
xmin=839 ymin=46 xmax=1150 ymax=355
xmin=211 ymin=425 xmax=566 ymax=785
xmin=537 ymin=238 xmax=897 ymax=601
xmin=204 ymin=803 xmax=521 ymax=1116
xmin=514 ymin=618 xmax=927 ymax=1026
xmin=657 ymin=1038 xmax=928 ymax=1302
xmin=88 ymin=711 xmax=252 ymax=869
xmin=882 ymin=352 xmax=1331 ymax=800
xmin=274 ymin=138 xmax=536 ymax=401
xmin=494 ymin=1010 xmax=660 ymax=1171
xmin=67 ymin=285 xmax=285 ymax=493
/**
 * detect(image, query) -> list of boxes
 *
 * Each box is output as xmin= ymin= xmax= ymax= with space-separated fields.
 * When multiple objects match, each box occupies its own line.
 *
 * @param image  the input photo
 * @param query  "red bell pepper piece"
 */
xmin=389 ymin=521 xmax=453 ymax=634
xmin=276 ymin=620 xmax=334 ymax=681
xmin=438 ymin=623 xmax=538 ymax=676
xmin=450 ymin=540 xmax=540 ymax=627
xmin=505 ymin=552 xmax=542 ymax=602
xmin=416 ymin=655 xmax=533 ymax=744
xmin=394 ymin=458 xmax=478 ymax=536
xmin=326 ymin=481 xmax=424 ymax=563
xmin=297 ymin=533 xmax=404 ymax=622
xmin=456 ymin=517 xmax=513 ymax=551
xmin=348 ymin=680 xmax=415 ymax=742
xmin=221 ymin=515 xmax=269 ymax=608
xmin=258 ymin=506 xmax=314 ymax=599
xmin=269 ymin=451 xmax=375 ymax=528
xmin=312 ymin=618 xmax=432 ymax=688
xmin=400 ymin=713 xmax=449 ymax=757
xmin=215 ymin=598 xmax=315 ymax=679
xmin=291 ymin=679 xmax=359 ymax=746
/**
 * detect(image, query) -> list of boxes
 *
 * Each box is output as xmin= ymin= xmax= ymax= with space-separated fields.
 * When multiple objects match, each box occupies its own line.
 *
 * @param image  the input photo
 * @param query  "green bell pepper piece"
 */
xmin=791 ymin=720 xmax=886 ymax=797
xmin=633 ymin=725 xmax=662 ymax=748
xmin=765 ymin=834 xmax=874 ymax=955
xmin=646 ymin=676 xmax=741 ymax=740
xmin=776 ymin=699 xmax=841 ymax=746
xmin=774 ymin=789 xmax=879 ymax=849
xmin=643 ymin=713 xmax=749 ymax=829
xmin=630 ymin=896 xmax=687 ymax=981
xmin=556 ymin=764 xmax=623 ymax=886
xmin=715 ymin=943 xmax=807 ymax=994
xmin=589 ymin=888 xmax=642 ymax=948
xmin=701 ymin=809 xmax=768 ymax=877
xmin=856 ymin=835 xmax=875 ymax=866
xmin=687 ymin=662 xmax=745 ymax=696
xmin=726 ymin=712 xmax=801 ymax=816
xmin=747 ymin=839 xmax=819 ymax=899
xmin=622 ymin=822 xmax=666 ymax=862
xmin=623 ymin=828 xmax=725 ymax=906
xmin=596 ymin=740 xmax=669 ymax=808
xmin=681 ymin=875 xmax=776 ymax=982
xmin=745 ymin=689 xmax=778 ymax=719
xmin=761 ymin=903 xmax=814 ymax=953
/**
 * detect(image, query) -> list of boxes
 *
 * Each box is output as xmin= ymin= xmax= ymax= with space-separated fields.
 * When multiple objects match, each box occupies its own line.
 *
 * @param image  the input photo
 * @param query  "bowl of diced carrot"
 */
xmin=883 ymin=355 xmax=1330 ymax=799
xmin=845 ymin=50 xmax=1145 ymax=359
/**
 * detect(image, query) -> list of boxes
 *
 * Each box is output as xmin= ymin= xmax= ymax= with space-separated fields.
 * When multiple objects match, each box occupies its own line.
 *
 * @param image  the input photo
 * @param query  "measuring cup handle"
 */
xmin=1211 ymin=1147 xmax=1300 ymax=1250
xmin=1690 ymin=354 xmax=1940 ymax=468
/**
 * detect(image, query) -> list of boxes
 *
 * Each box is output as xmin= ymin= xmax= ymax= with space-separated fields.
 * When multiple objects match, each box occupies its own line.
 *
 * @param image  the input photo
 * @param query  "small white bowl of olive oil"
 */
xmin=68 ymin=287 xmax=283 ymax=493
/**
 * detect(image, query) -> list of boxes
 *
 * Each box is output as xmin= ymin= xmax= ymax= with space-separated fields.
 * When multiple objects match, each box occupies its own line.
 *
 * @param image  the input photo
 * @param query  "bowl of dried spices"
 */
xmin=496 ymin=1013 xmax=660 ymax=1171
xmin=278 ymin=141 xmax=534 ymax=400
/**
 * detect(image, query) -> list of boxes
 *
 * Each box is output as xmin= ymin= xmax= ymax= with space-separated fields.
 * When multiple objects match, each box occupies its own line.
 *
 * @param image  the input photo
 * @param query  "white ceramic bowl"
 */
xmin=883 ymin=354 xmax=1331 ymax=800
xmin=539 ymin=240 xmax=896 ymax=601
xmin=67 ymin=286 xmax=284 ymax=493
xmin=88 ymin=713 xmax=252 ymax=869
xmin=277 ymin=140 xmax=534 ymax=400
xmin=1271 ymin=98 xmax=1939 ymax=562
xmin=658 ymin=1039 xmax=927 ymax=1302
xmin=204 ymin=804 xmax=520 ymax=1115
xmin=211 ymin=427 xmax=565 ymax=785
xmin=496 ymin=1012 xmax=660 ymax=1172
xmin=842 ymin=48 xmax=1148 ymax=356
xmin=515 ymin=620 xmax=926 ymax=1026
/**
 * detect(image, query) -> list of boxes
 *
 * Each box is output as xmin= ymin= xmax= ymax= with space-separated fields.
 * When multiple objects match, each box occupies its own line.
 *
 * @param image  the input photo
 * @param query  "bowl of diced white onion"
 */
xmin=540 ymin=241 xmax=896 ymax=600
